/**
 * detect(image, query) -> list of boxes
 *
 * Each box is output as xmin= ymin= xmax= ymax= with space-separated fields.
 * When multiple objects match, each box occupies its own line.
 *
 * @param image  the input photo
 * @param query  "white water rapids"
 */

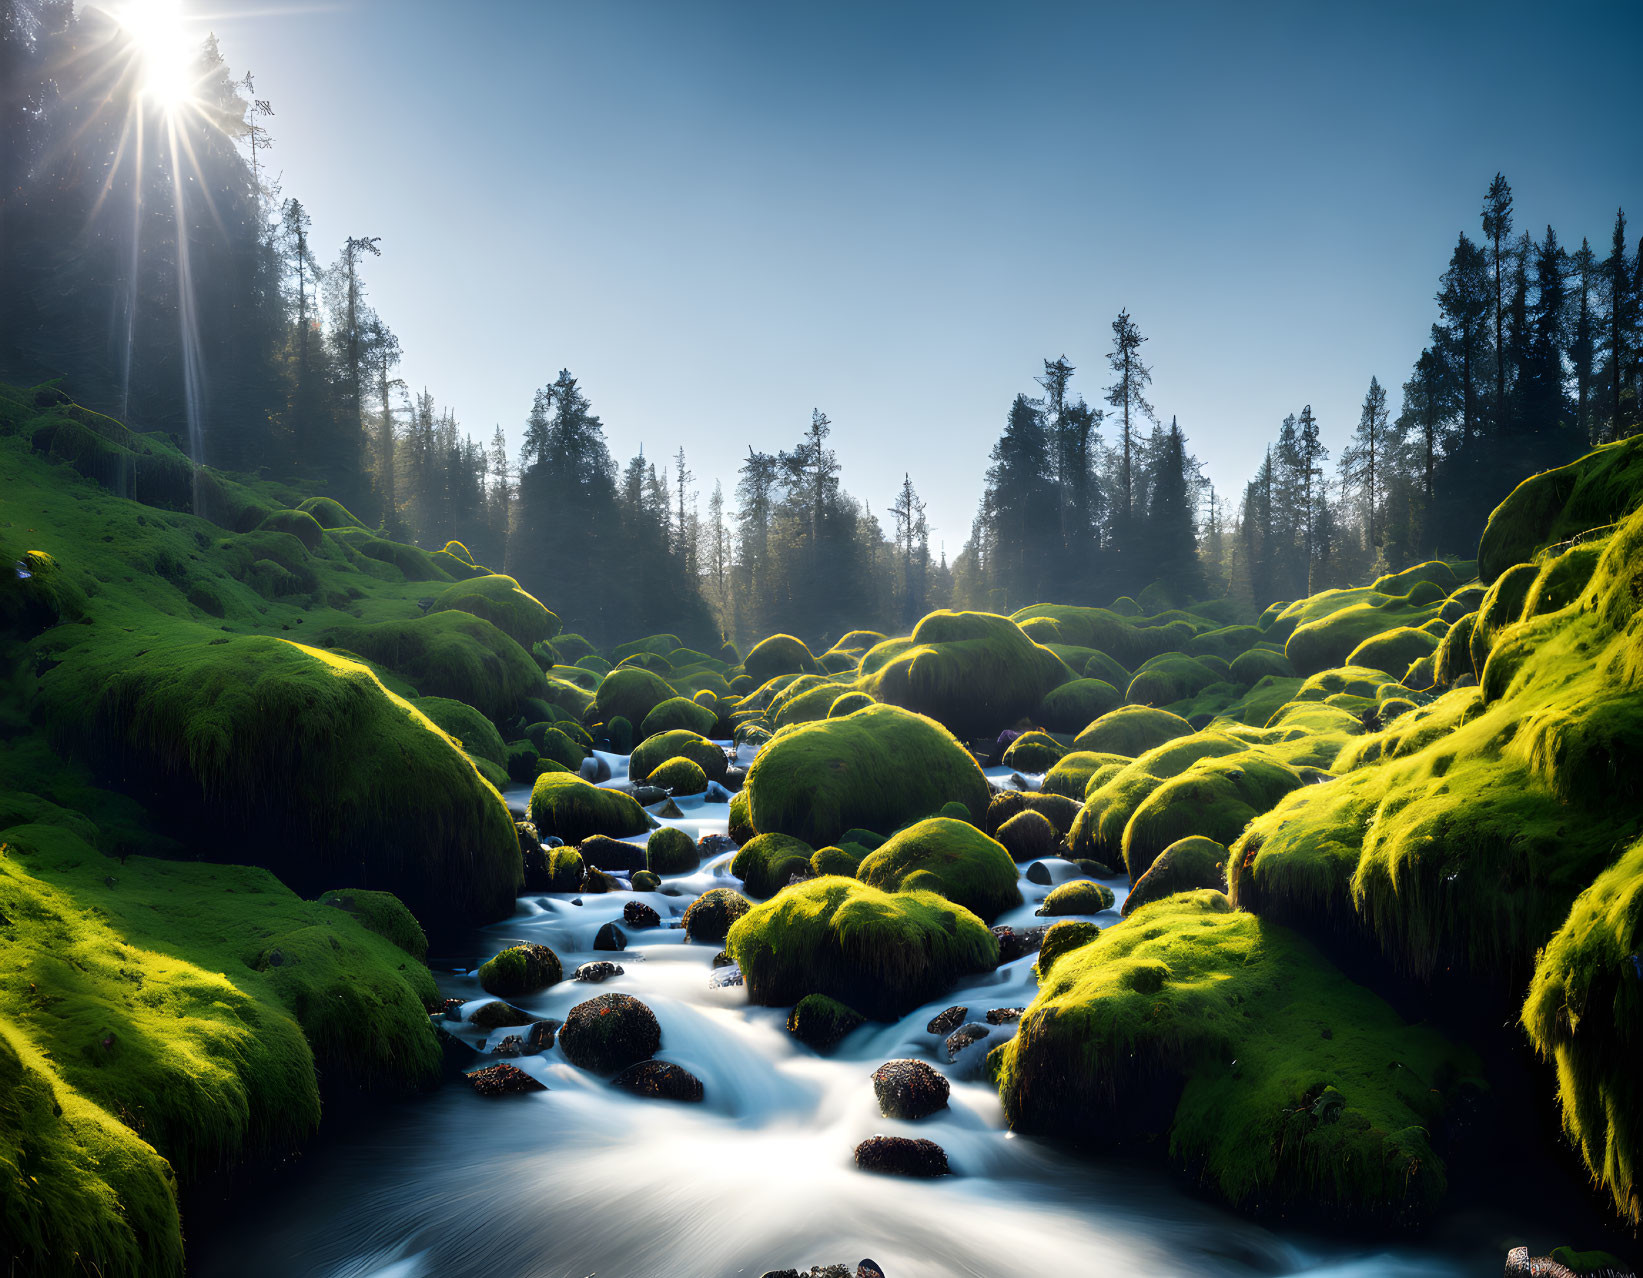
xmin=189 ymin=749 xmax=1530 ymax=1278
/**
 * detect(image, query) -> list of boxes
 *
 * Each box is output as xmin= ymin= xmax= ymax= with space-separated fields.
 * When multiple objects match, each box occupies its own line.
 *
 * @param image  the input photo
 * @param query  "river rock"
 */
xmin=623 ymin=784 xmax=667 ymax=806
xmin=579 ymin=835 xmax=647 ymax=872
xmin=524 ymin=1019 xmax=560 ymax=1052
xmin=631 ymin=870 xmax=661 ymax=892
xmin=992 ymin=924 xmax=1048 ymax=964
xmin=926 ymin=1005 xmax=968 ymax=1036
xmin=853 ymin=1135 xmax=950 ymax=1178
xmin=465 ymin=1062 xmax=547 ymax=1097
xmin=709 ymin=961 xmax=744 ymax=989
xmin=683 ymin=886 xmax=751 ymax=942
xmin=558 ymin=992 xmax=661 ymax=1074
xmin=623 ymin=900 xmax=661 ymax=928
xmin=582 ymin=867 xmax=622 ymax=894
xmin=436 ymin=997 xmax=464 ymax=1021
xmin=986 ymin=1007 xmax=1024 ymax=1024
xmin=611 ymin=1059 xmax=705 ymax=1102
xmin=944 ymin=1022 xmax=991 ymax=1061
xmin=579 ymin=754 xmax=612 ymax=783
xmin=698 ymin=833 xmax=738 ymax=859
xmin=871 ymin=1059 xmax=950 ymax=1120
xmin=1025 ymin=860 xmax=1053 ymax=885
xmin=788 ymin=994 xmax=865 ymax=1050
xmin=573 ymin=960 xmax=624 ymax=983
xmin=489 ymin=1034 xmax=524 ymax=1057
xmin=652 ymin=798 xmax=686 ymax=818
xmin=469 ymin=1000 xmax=533 ymax=1030
xmin=704 ymin=780 xmax=733 ymax=803
xmin=594 ymin=921 xmax=627 ymax=951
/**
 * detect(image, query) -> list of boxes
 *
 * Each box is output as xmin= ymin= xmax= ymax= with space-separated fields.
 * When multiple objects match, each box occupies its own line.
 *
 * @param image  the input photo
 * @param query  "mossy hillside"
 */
xmin=428 ymin=573 xmax=560 ymax=650
xmin=994 ymin=891 xmax=1474 ymax=1226
xmin=1282 ymin=589 xmax=1446 ymax=676
xmin=1522 ymin=835 xmax=1643 ymax=1225
xmin=1344 ymin=626 xmax=1440 ymax=678
xmin=1120 ymin=752 xmax=1305 ymax=884
xmin=859 ymin=610 xmax=1074 ymax=735
xmin=856 ymin=817 xmax=1022 ymax=922
xmin=1468 ymin=560 xmax=1538 ymax=675
xmin=590 ymin=664 xmax=678 ymax=727
xmin=1228 ymin=647 xmax=1295 ymax=686
xmin=40 ymin=634 xmax=521 ymax=926
xmin=630 ymin=728 xmax=728 ymax=783
xmin=1036 ymin=678 xmax=1120 ymax=733
xmin=639 ymin=694 xmax=719 ymax=740
xmin=412 ymin=695 xmax=507 ymax=767
xmin=1433 ymin=612 xmax=1477 ymax=685
xmin=1073 ymin=704 xmax=1194 ymax=756
xmin=1010 ymin=602 xmax=1189 ymax=671
xmin=726 ymin=878 xmax=998 ymax=1020
xmin=731 ymin=833 xmax=816 ymax=898
xmin=528 ymin=774 xmax=649 ymax=844
xmin=743 ymin=704 xmax=990 ymax=847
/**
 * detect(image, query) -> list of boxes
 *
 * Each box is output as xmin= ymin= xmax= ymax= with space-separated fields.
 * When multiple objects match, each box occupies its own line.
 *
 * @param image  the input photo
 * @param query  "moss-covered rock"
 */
xmin=743 ymin=704 xmax=989 ymax=847
xmin=1477 ymin=433 xmax=1643 ymax=582
xmin=856 ymin=817 xmax=1021 ymax=922
xmin=1036 ymin=679 xmax=1120 ymax=733
xmin=995 ymin=891 xmax=1475 ymax=1226
xmin=1433 ymin=612 xmax=1477 ymax=685
xmin=1125 ymin=654 xmax=1220 ymax=707
xmin=557 ymin=993 xmax=661 ymax=1075
xmin=681 ymin=887 xmax=750 ymax=943
xmin=527 ymin=773 xmax=648 ymax=844
xmin=786 ymin=993 xmax=865 ymax=1050
xmin=1001 ymin=730 xmax=1067 ymax=773
xmin=648 ymin=755 xmax=708 ymax=796
xmin=316 ymin=889 xmax=428 ymax=960
xmin=1228 ymin=647 xmax=1295 ymax=687
xmin=295 ymin=495 xmax=365 ymax=529
xmin=995 ymin=809 xmax=1060 ymax=863
xmin=730 ymin=832 xmax=815 ymax=898
xmin=645 ymin=826 xmax=699 ymax=875
xmin=810 ymin=842 xmax=868 ymax=877
xmin=1074 ymin=704 xmax=1194 ymax=756
xmin=630 ymin=728 xmax=727 ymax=784
xmin=591 ymin=665 xmax=678 ymax=728
xmin=429 ymin=573 xmax=559 ymax=650
xmin=1035 ymin=879 xmax=1115 ymax=916
xmin=828 ymin=690 xmax=876 ymax=718
xmin=477 ymin=943 xmax=563 ymax=997
xmin=858 ymin=610 xmax=1074 ymax=735
xmin=1344 ymin=625 xmax=1440 ymax=678
xmin=639 ymin=695 xmax=718 ymax=740
xmin=1122 ymin=836 xmax=1227 ymax=916
xmin=726 ymin=878 xmax=998 ymax=1020
xmin=1040 ymin=750 xmax=1128 ymax=801
xmin=1121 ymin=752 xmax=1305 ymax=884
xmin=744 ymin=633 xmax=817 ymax=683
xmin=256 ymin=507 xmax=324 ymax=551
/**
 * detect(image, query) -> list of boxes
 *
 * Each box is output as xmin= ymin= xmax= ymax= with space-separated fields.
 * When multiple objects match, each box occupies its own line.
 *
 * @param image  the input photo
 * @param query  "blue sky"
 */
xmin=203 ymin=0 xmax=1643 ymax=551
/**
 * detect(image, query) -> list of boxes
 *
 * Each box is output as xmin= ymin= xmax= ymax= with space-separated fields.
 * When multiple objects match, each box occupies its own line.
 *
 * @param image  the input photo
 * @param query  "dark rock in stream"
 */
xmin=698 ymin=832 xmax=738 ymax=859
xmin=652 ymin=799 xmax=686 ymax=819
xmin=573 ymin=961 xmax=625 ymax=983
xmin=944 ymin=1022 xmax=991 ymax=1062
xmin=594 ymin=921 xmax=627 ymax=951
xmin=581 ymin=867 xmax=622 ymax=894
xmin=465 ymin=1062 xmax=547 ymax=1097
xmin=991 ymin=924 xmax=1048 ymax=964
xmin=1025 ymin=860 xmax=1053 ymax=885
xmin=469 ymin=1000 xmax=533 ymax=1030
xmin=579 ymin=835 xmax=647 ymax=873
xmin=622 ymin=900 xmax=661 ymax=928
xmin=711 ymin=949 xmax=735 ymax=968
xmin=1505 ymin=1247 xmax=1635 ymax=1278
xmin=436 ymin=997 xmax=464 ymax=1021
xmin=871 ymin=1059 xmax=950 ymax=1120
xmin=579 ymin=754 xmax=612 ymax=783
xmin=622 ymin=784 xmax=667 ymax=806
xmin=986 ymin=1007 xmax=1025 ymax=1025
xmin=611 ymin=1059 xmax=705 ymax=1102
xmin=490 ymin=1034 xmax=524 ymax=1057
xmin=853 ymin=1135 xmax=950 ymax=1178
xmin=558 ymin=992 xmax=661 ymax=1074
xmin=524 ymin=1019 xmax=560 ymax=1052
xmin=926 ymin=1005 xmax=968 ymax=1036
xmin=704 ymin=780 xmax=733 ymax=803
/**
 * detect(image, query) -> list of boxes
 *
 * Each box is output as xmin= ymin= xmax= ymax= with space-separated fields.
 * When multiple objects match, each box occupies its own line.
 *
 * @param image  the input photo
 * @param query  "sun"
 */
xmin=117 ymin=0 xmax=199 ymax=109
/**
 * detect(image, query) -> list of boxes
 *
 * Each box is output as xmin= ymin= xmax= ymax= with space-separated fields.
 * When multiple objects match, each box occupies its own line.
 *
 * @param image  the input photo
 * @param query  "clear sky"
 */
xmin=196 ymin=0 xmax=1643 ymax=553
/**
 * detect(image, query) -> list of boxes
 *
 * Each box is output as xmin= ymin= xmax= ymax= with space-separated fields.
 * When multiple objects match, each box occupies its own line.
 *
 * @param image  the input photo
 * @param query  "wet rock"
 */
xmin=997 ymin=809 xmax=1059 ymax=863
xmin=709 ymin=961 xmax=744 ymax=989
xmin=490 ymin=1034 xmax=524 ymax=1057
xmin=682 ymin=886 xmax=751 ymax=943
xmin=477 ymin=942 xmax=563 ymax=997
xmin=581 ymin=867 xmax=622 ymax=893
xmin=611 ymin=1059 xmax=705 ymax=1102
xmin=991 ymin=924 xmax=1048 ymax=965
xmin=623 ymin=900 xmax=661 ymax=929
xmin=469 ymin=1000 xmax=533 ymax=1030
xmin=465 ymin=1062 xmax=547 ymax=1097
xmin=653 ymin=799 xmax=686 ymax=819
xmin=579 ymin=834 xmax=647 ymax=873
xmin=704 ymin=780 xmax=733 ymax=803
xmin=787 ymin=993 xmax=864 ymax=1050
xmin=926 ymin=1005 xmax=968 ymax=1036
xmin=623 ymin=784 xmax=667 ymax=806
xmin=594 ymin=921 xmax=627 ymax=951
xmin=1036 ymin=920 xmax=1099 ymax=977
xmin=853 ymin=1135 xmax=950 ymax=1178
xmin=579 ymin=754 xmax=612 ymax=783
xmin=436 ymin=997 xmax=464 ymax=1021
xmin=1025 ymin=860 xmax=1053 ymax=886
xmin=711 ymin=949 xmax=735 ymax=968
xmin=573 ymin=961 xmax=624 ymax=983
xmin=558 ymin=992 xmax=661 ymax=1074
xmin=698 ymin=833 xmax=738 ymax=860
xmin=986 ymin=1007 xmax=1024 ymax=1025
xmin=944 ymin=1022 xmax=991 ymax=1062
xmin=631 ymin=870 xmax=661 ymax=892
xmin=524 ymin=1019 xmax=560 ymax=1052
xmin=723 ymin=765 xmax=747 ymax=791
xmin=871 ymin=1059 xmax=950 ymax=1120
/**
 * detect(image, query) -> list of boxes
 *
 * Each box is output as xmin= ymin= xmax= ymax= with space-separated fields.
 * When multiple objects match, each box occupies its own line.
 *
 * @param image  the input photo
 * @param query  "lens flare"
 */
xmin=118 ymin=0 xmax=198 ymax=108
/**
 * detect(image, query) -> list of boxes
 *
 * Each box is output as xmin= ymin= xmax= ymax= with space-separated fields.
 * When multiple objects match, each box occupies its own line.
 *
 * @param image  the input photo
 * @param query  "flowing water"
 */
xmin=189 ymin=750 xmax=1573 ymax=1278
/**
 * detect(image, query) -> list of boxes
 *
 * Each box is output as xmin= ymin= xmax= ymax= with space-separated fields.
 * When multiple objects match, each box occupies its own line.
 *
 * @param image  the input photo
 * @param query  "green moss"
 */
xmin=40 ymin=635 xmax=520 ymax=926
xmin=639 ymin=695 xmax=719 ymax=740
xmin=414 ymin=696 xmax=507 ymax=767
xmin=505 ymin=741 xmax=539 ymax=783
xmin=1122 ymin=836 xmax=1228 ymax=916
xmin=630 ymin=728 xmax=727 ymax=784
xmin=1433 ymin=612 xmax=1477 ymax=685
xmin=477 ymin=943 xmax=563 ymax=997
xmin=769 ymin=676 xmax=855 ymax=728
xmin=1002 ymin=729 xmax=1067 ymax=773
xmin=611 ymin=633 xmax=683 ymax=662
xmin=810 ymin=843 xmax=868 ymax=877
xmin=591 ymin=665 xmax=678 ymax=727
xmin=645 ymin=826 xmax=699 ymax=875
xmin=1125 ymin=654 xmax=1220 ymax=707
xmin=1476 ymin=433 xmax=1643 ymax=581
xmin=1227 ymin=647 xmax=1295 ymax=687
xmin=294 ymin=495 xmax=365 ymax=529
xmin=731 ymin=833 xmax=815 ymax=898
xmin=316 ymin=889 xmax=428 ymax=960
xmin=995 ymin=891 xmax=1474 ymax=1226
xmin=256 ymin=508 xmax=324 ymax=552
xmin=321 ymin=611 xmax=546 ymax=722
xmin=1036 ymin=679 xmax=1121 ymax=733
xmin=527 ymin=723 xmax=587 ymax=772
xmin=786 ymin=993 xmax=865 ymax=1050
xmin=429 ymin=573 xmax=559 ymax=649
xmin=1344 ymin=626 xmax=1439 ymax=678
xmin=1074 ymin=704 xmax=1193 ymax=756
xmin=1523 ymin=541 xmax=1605 ymax=618
xmin=859 ymin=610 xmax=1074 ymax=735
xmin=543 ymin=847 xmax=585 ymax=893
xmin=744 ymin=633 xmax=818 ymax=683
xmin=682 ymin=887 xmax=751 ymax=943
xmin=1040 ymin=750 xmax=1128 ymax=800
xmin=1283 ymin=591 xmax=1443 ymax=676
xmin=1036 ymin=879 xmax=1115 ymax=915
xmin=728 ymin=788 xmax=756 ymax=843
xmin=1121 ymin=752 xmax=1305 ymax=883
xmin=828 ymin=690 xmax=876 ymax=718
xmin=649 ymin=755 xmax=708 ymax=796
xmin=743 ymin=703 xmax=989 ymax=847
xmin=856 ymin=817 xmax=1021 ymax=922
xmin=726 ymin=878 xmax=998 ymax=1019
xmin=527 ymin=773 xmax=648 ymax=843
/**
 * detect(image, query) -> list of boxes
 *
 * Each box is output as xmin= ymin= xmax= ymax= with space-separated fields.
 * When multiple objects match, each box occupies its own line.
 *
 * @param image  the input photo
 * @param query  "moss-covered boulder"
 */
xmin=1121 ymin=752 xmax=1305 ymax=884
xmin=317 ymin=889 xmax=428 ymax=960
xmin=810 ymin=842 xmax=868 ymax=877
xmin=1074 ymin=704 xmax=1193 ymax=756
xmin=1001 ymin=730 xmax=1066 ymax=773
xmin=1038 ymin=751 xmax=1126 ymax=801
xmin=429 ymin=573 xmax=559 ymax=650
xmin=1036 ymin=879 xmax=1115 ymax=916
xmin=858 ymin=610 xmax=1074 ymax=735
xmin=856 ymin=817 xmax=1021 ymax=922
xmin=1477 ymin=432 xmax=1643 ymax=581
xmin=478 ymin=943 xmax=563 ymax=997
xmin=727 ymin=879 xmax=998 ymax=1020
xmin=630 ymin=728 xmax=727 ymax=784
xmin=681 ymin=887 xmax=750 ymax=943
xmin=557 ymin=993 xmax=661 ymax=1075
xmin=646 ymin=826 xmax=699 ymax=875
xmin=742 ymin=704 xmax=989 ymax=847
xmin=591 ymin=665 xmax=678 ymax=729
xmin=1125 ymin=654 xmax=1220 ymax=707
xmin=995 ymin=891 xmax=1475 ymax=1226
xmin=744 ymin=633 xmax=817 ymax=683
xmin=786 ymin=993 xmax=865 ymax=1050
xmin=1122 ymin=836 xmax=1228 ymax=916
xmin=1036 ymin=679 xmax=1121 ymax=733
xmin=995 ymin=809 xmax=1060 ymax=863
xmin=40 ymin=635 xmax=520 ymax=926
xmin=1345 ymin=626 xmax=1440 ymax=678
xmin=527 ymin=773 xmax=648 ymax=844
xmin=731 ymin=832 xmax=815 ymax=898
xmin=1228 ymin=647 xmax=1295 ymax=686
xmin=648 ymin=756 xmax=708 ymax=796
xmin=828 ymin=690 xmax=876 ymax=718
xmin=639 ymin=695 xmax=718 ymax=740
xmin=412 ymin=695 xmax=507 ymax=768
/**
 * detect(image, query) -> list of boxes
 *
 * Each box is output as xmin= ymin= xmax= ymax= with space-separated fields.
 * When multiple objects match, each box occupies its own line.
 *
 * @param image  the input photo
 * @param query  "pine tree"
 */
xmin=1339 ymin=375 xmax=1394 ymax=551
xmin=1482 ymin=174 xmax=1514 ymax=433
xmin=1437 ymin=233 xmax=1490 ymax=447
xmin=1569 ymin=238 xmax=1599 ymax=442
xmin=1144 ymin=417 xmax=1200 ymax=601
xmin=1602 ymin=209 xmax=1636 ymax=441
xmin=1103 ymin=309 xmax=1156 ymax=542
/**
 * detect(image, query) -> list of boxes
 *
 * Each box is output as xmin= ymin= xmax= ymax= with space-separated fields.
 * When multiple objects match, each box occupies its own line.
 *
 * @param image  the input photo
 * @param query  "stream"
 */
xmin=188 ymin=748 xmax=1563 ymax=1278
